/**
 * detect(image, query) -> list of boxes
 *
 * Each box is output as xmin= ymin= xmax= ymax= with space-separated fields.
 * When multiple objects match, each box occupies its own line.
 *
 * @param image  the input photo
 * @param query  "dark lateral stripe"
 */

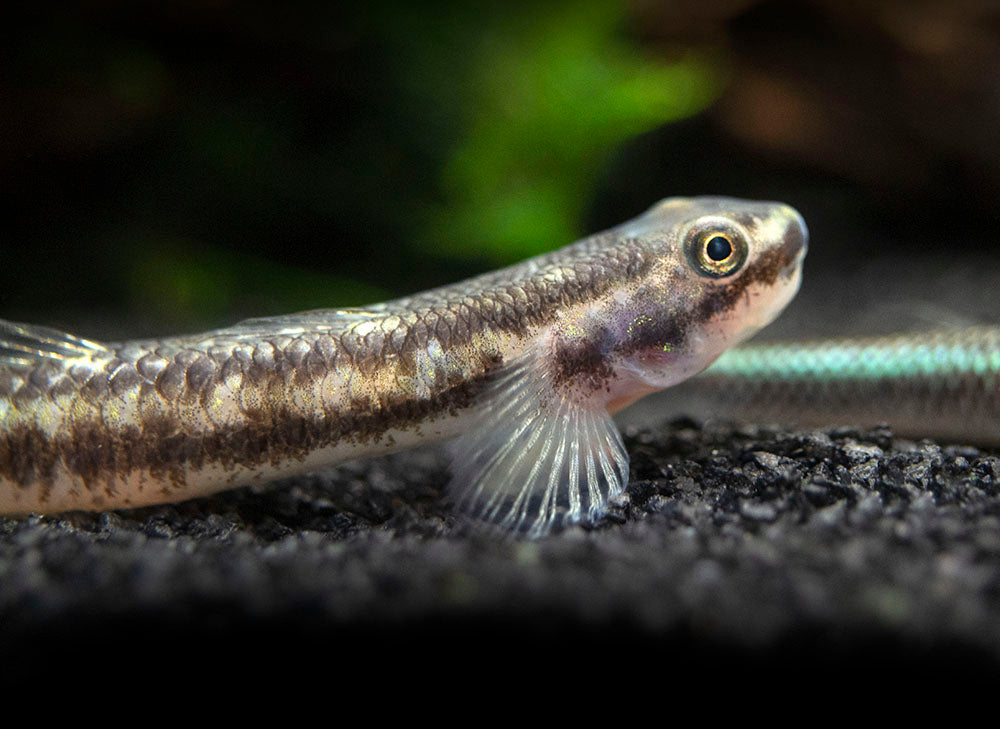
xmin=0 ymin=372 xmax=495 ymax=496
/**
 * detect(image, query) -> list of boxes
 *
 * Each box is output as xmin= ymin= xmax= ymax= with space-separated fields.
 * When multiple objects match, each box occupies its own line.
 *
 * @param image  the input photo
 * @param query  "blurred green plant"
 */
xmin=381 ymin=0 xmax=723 ymax=263
xmin=5 ymin=1 xmax=723 ymax=333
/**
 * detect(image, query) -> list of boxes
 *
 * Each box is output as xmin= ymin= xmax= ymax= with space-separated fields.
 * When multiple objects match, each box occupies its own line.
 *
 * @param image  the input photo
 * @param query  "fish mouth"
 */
xmin=783 ymin=244 xmax=807 ymax=281
xmin=759 ymin=250 xmax=805 ymax=332
xmin=781 ymin=204 xmax=809 ymax=272
xmin=766 ymin=207 xmax=808 ymax=288
xmin=745 ymin=206 xmax=808 ymax=331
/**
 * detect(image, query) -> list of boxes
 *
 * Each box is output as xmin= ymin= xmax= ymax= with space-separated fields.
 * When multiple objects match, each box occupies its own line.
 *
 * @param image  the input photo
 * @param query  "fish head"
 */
xmin=610 ymin=196 xmax=808 ymax=393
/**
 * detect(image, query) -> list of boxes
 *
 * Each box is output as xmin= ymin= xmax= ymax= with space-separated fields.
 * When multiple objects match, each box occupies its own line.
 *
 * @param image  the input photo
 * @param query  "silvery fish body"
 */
xmin=662 ymin=326 xmax=1000 ymax=447
xmin=0 ymin=197 xmax=807 ymax=534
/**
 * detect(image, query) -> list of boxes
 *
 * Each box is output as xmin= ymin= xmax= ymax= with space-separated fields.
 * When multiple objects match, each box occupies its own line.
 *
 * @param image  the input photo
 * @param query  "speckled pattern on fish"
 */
xmin=0 ymin=196 xmax=807 ymax=533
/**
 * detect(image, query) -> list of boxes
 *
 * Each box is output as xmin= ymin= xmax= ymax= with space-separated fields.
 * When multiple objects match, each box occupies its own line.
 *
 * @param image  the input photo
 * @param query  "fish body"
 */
xmin=0 ymin=197 xmax=807 ymax=533
xmin=660 ymin=326 xmax=1000 ymax=446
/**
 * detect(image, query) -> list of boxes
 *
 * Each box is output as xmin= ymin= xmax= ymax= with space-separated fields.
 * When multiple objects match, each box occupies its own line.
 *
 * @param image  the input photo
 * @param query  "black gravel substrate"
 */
xmin=3 ymin=419 xmax=999 ymax=692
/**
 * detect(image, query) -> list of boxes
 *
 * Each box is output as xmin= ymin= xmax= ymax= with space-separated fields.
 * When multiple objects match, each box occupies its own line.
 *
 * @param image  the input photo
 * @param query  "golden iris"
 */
xmin=686 ymin=222 xmax=748 ymax=278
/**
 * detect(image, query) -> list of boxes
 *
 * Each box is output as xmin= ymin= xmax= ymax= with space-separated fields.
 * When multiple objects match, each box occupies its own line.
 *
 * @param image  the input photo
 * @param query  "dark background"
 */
xmin=5 ymin=0 xmax=1000 ymax=339
xmin=4 ymin=0 xmax=1000 ymax=697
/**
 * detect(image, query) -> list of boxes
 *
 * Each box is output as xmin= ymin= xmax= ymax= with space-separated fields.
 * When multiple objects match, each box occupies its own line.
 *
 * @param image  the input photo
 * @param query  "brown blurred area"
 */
xmin=587 ymin=0 xmax=1000 ymax=337
xmin=645 ymin=0 xmax=1000 ymax=202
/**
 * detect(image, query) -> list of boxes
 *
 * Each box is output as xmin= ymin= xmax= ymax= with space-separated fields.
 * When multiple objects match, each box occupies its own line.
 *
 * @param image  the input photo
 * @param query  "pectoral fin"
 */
xmin=447 ymin=354 xmax=628 ymax=537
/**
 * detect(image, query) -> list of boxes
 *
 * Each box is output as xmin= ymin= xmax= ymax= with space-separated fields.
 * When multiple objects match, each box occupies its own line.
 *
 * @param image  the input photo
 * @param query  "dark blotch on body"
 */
xmin=0 ymin=424 xmax=60 ymax=492
xmin=552 ymin=331 xmax=615 ymax=392
xmin=616 ymin=314 xmax=687 ymax=358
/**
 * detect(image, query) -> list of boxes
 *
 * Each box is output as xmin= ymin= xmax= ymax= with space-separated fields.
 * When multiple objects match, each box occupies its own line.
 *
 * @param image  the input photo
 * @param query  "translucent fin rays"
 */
xmin=221 ymin=308 xmax=383 ymax=338
xmin=0 ymin=319 xmax=108 ymax=366
xmin=447 ymin=355 xmax=629 ymax=537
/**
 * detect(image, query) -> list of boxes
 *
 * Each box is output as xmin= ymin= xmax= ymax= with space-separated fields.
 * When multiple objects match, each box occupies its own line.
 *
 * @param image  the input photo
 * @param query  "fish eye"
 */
xmin=685 ymin=219 xmax=749 ymax=278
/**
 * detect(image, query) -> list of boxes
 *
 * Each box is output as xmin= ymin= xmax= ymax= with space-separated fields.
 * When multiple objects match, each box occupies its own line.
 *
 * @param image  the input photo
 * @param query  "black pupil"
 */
xmin=705 ymin=236 xmax=732 ymax=261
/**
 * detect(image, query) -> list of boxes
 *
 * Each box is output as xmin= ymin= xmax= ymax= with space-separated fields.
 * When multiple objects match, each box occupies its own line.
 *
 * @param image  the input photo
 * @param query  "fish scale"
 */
xmin=0 ymin=196 xmax=806 ymax=534
xmin=667 ymin=326 xmax=1000 ymax=446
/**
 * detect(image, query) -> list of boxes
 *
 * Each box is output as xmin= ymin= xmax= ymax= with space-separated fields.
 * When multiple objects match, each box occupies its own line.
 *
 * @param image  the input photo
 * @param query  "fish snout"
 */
xmin=780 ymin=203 xmax=809 ymax=272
